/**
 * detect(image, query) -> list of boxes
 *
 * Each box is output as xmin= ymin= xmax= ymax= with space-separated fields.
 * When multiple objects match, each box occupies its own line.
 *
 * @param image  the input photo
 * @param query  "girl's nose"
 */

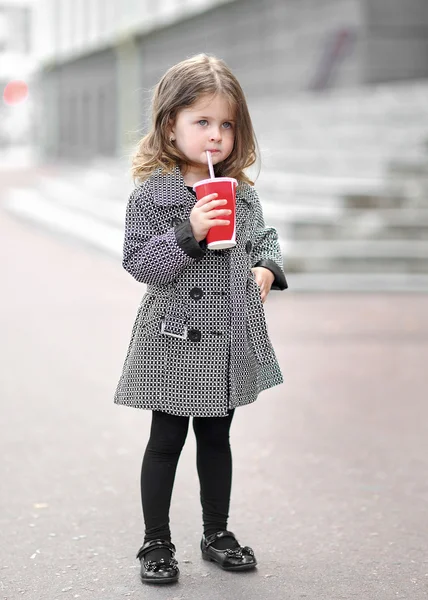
xmin=209 ymin=127 xmax=222 ymax=142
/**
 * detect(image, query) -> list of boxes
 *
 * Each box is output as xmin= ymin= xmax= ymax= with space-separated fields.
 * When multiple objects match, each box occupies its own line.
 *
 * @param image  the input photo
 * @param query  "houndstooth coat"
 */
xmin=114 ymin=166 xmax=287 ymax=417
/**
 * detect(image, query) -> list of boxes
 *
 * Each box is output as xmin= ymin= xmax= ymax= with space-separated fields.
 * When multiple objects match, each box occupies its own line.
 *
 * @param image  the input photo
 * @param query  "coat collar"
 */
xmin=150 ymin=165 xmax=254 ymax=208
xmin=151 ymin=166 xmax=190 ymax=207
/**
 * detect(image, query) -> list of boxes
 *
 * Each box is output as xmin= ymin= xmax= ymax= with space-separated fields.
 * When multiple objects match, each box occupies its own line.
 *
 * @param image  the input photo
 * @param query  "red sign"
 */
xmin=3 ymin=80 xmax=29 ymax=105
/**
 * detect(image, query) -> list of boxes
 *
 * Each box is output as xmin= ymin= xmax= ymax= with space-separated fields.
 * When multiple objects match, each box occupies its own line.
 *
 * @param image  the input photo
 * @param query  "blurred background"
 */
xmin=1 ymin=0 xmax=428 ymax=291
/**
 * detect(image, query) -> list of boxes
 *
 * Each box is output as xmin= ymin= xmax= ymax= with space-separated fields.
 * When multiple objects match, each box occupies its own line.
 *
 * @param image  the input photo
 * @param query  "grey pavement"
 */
xmin=1 ymin=209 xmax=428 ymax=599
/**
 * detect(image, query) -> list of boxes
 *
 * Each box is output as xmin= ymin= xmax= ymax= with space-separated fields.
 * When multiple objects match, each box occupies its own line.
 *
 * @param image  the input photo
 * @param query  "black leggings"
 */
xmin=141 ymin=409 xmax=235 ymax=542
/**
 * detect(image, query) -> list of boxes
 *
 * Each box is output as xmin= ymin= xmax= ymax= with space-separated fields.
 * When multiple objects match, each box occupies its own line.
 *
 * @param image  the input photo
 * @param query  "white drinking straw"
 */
xmin=206 ymin=150 xmax=215 ymax=179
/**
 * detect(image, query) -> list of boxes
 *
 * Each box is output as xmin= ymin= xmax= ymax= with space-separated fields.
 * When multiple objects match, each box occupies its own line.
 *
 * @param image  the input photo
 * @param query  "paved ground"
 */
xmin=1 ymin=207 xmax=428 ymax=600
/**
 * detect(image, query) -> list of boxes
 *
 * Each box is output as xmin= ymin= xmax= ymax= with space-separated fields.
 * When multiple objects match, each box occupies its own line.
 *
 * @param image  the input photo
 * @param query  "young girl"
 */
xmin=114 ymin=54 xmax=288 ymax=585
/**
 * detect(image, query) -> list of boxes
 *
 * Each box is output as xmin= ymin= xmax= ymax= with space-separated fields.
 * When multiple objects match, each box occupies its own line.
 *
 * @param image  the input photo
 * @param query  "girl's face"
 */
xmin=170 ymin=93 xmax=235 ymax=180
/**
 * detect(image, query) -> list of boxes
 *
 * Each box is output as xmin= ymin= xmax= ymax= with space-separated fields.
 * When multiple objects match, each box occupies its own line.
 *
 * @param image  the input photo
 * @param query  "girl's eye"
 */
xmin=198 ymin=120 xmax=208 ymax=126
xmin=222 ymin=122 xmax=233 ymax=129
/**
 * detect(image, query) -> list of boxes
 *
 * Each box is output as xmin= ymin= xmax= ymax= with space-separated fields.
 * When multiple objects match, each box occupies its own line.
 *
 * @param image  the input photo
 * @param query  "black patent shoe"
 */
xmin=136 ymin=539 xmax=179 ymax=584
xmin=201 ymin=530 xmax=257 ymax=571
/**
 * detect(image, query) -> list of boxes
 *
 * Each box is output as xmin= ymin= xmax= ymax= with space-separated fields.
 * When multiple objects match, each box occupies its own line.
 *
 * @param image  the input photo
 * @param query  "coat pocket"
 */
xmin=246 ymin=274 xmax=276 ymax=365
xmin=135 ymin=292 xmax=170 ymax=340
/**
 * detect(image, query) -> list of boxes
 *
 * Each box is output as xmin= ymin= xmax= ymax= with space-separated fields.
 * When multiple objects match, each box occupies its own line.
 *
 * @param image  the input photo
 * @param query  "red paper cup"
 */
xmin=193 ymin=177 xmax=237 ymax=250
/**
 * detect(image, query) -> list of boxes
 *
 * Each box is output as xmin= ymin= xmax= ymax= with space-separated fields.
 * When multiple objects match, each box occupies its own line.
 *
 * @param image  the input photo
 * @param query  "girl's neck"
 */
xmin=181 ymin=166 xmax=210 ymax=187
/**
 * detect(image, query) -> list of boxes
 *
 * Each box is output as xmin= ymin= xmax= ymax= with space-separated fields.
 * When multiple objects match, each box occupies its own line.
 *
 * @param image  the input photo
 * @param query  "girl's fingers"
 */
xmin=202 ymin=199 xmax=228 ymax=212
xmin=207 ymin=209 xmax=232 ymax=218
xmin=195 ymin=193 xmax=218 ymax=207
xmin=210 ymin=219 xmax=230 ymax=227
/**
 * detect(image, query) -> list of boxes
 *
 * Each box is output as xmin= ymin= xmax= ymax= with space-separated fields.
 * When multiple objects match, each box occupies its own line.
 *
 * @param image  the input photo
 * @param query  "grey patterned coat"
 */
xmin=114 ymin=166 xmax=287 ymax=417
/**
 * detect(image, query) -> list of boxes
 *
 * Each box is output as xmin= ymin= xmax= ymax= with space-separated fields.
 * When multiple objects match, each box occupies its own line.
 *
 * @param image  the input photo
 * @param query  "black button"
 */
xmin=245 ymin=241 xmax=252 ymax=254
xmin=188 ymin=329 xmax=201 ymax=343
xmin=189 ymin=287 xmax=203 ymax=301
xmin=171 ymin=217 xmax=182 ymax=227
xmin=212 ymin=291 xmax=227 ymax=297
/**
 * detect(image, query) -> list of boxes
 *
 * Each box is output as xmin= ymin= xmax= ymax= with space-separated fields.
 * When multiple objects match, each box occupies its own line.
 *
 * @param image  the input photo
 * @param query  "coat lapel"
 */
xmin=151 ymin=166 xmax=194 ymax=208
xmin=235 ymin=184 xmax=254 ymax=237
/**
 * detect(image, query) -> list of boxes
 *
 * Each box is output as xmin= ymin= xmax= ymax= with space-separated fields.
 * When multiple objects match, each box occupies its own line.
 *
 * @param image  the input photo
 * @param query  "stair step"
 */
xmin=250 ymin=81 xmax=428 ymax=179
xmin=287 ymin=273 xmax=428 ymax=292
xmin=285 ymin=256 xmax=428 ymax=275
xmin=257 ymin=171 xmax=392 ymax=197
xmin=285 ymin=239 xmax=428 ymax=258
xmin=287 ymin=208 xmax=428 ymax=241
xmin=291 ymin=220 xmax=428 ymax=241
xmin=37 ymin=175 xmax=127 ymax=225
xmin=3 ymin=188 xmax=123 ymax=256
xmin=283 ymin=239 xmax=428 ymax=274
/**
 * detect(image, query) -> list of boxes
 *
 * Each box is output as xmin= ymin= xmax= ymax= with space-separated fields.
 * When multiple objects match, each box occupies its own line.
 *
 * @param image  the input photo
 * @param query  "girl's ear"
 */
xmin=168 ymin=120 xmax=176 ymax=144
xmin=168 ymin=118 xmax=176 ymax=137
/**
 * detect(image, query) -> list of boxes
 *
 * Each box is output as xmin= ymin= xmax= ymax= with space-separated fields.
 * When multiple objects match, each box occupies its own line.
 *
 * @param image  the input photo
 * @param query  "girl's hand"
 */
xmin=190 ymin=193 xmax=232 ymax=243
xmin=251 ymin=267 xmax=275 ymax=303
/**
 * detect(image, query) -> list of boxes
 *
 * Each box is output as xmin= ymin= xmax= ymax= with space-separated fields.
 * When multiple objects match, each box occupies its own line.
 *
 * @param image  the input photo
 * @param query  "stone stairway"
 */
xmin=249 ymin=81 xmax=428 ymax=289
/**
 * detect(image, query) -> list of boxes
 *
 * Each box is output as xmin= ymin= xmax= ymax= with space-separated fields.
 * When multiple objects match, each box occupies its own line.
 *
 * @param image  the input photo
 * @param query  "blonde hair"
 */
xmin=132 ymin=54 xmax=258 ymax=185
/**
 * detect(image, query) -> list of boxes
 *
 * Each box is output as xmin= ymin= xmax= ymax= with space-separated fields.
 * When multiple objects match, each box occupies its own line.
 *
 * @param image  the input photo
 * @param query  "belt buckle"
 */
xmin=160 ymin=319 xmax=188 ymax=340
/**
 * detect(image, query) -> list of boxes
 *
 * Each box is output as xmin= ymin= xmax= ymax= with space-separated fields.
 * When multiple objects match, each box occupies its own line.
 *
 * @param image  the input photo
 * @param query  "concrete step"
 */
xmin=36 ymin=174 xmax=128 ymax=226
xmin=250 ymin=83 xmax=428 ymax=123
xmin=289 ymin=209 xmax=428 ymax=241
xmin=260 ymin=151 xmax=428 ymax=179
xmin=37 ymin=160 xmax=134 ymax=204
xmin=342 ymin=191 xmax=419 ymax=210
xmin=262 ymin=122 xmax=428 ymax=142
xmin=2 ymin=187 xmax=123 ymax=256
xmin=284 ymin=239 xmax=428 ymax=274
xmin=388 ymin=158 xmax=428 ymax=178
xmin=262 ymin=137 xmax=428 ymax=156
xmin=257 ymin=173 xmax=412 ymax=215
xmin=250 ymin=82 xmax=428 ymax=178
xmin=287 ymin=272 xmax=428 ymax=293
xmin=256 ymin=170 xmax=395 ymax=198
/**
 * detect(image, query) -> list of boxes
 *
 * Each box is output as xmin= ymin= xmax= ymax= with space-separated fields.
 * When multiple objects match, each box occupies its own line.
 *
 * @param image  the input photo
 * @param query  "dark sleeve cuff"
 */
xmin=254 ymin=259 xmax=288 ymax=290
xmin=175 ymin=219 xmax=207 ymax=259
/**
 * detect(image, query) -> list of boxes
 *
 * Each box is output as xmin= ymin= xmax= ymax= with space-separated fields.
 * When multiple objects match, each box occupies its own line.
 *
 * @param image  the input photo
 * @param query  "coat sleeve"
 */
xmin=250 ymin=187 xmax=288 ymax=290
xmin=122 ymin=185 xmax=206 ymax=285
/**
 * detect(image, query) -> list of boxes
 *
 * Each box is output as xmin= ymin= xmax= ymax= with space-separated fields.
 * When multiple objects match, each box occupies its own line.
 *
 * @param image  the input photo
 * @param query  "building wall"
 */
xmin=35 ymin=0 xmax=235 ymax=64
xmin=54 ymin=49 xmax=117 ymax=158
xmin=35 ymin=0 xmax=238 ymax=158
xmin=363 ymin=0 xmax=428 ymax=83
xmin=0 ymin=1 xmax=34 ymax=146
xmin=138 ymin=0 xmax=362 ymax=104
xmin=35 ymin=0 xmax=428 ymax=159
xmin=0 ymin=2 xmax=32 ymax=81
xmin=0 ymin=2 xmax=30 ymax=54
xmin=134 ymin=0 xmax=363 ymax=140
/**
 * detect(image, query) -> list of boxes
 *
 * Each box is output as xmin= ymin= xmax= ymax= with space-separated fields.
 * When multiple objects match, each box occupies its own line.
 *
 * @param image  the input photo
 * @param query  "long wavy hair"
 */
xmin=132 ymin=54 xmax=259 ymax=185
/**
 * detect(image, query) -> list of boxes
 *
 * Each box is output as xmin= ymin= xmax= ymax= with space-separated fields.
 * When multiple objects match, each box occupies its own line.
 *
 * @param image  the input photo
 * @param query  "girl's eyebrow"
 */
xmin=195 ymin=115 xmax=235 ymax=122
